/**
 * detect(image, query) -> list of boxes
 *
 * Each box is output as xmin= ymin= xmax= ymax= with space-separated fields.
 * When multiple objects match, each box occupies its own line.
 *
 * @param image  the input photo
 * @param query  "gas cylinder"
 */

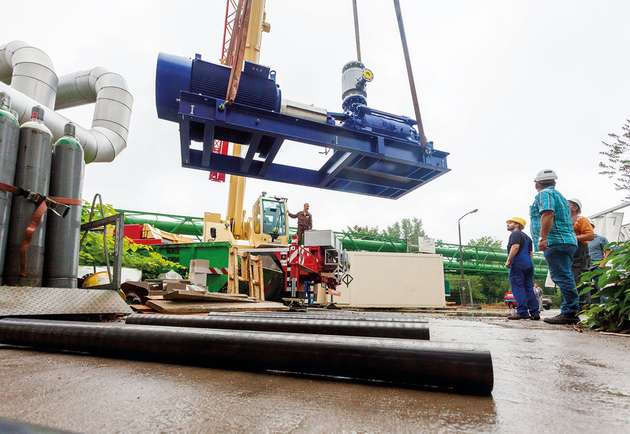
xmin=3 ymin=106 xmax=53 ymax=286
xmin=44 ymin=123 xmax=84 ymax=288
xmin=0 ymin=93 xmax=20 ymax=285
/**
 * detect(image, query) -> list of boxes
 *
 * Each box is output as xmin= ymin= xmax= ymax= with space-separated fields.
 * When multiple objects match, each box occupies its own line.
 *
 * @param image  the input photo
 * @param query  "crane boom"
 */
xmin=213 ymin=0 xmax=269 ymax=238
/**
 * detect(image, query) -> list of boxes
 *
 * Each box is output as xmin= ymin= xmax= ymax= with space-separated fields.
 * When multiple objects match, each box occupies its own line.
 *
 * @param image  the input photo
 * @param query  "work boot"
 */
xmin=508 ymin=313 xmax=530 ymax=320
xmin=543 ymin=314 xmax=579 ymax=325
xmin=530 ymin=313 xmax=541 ymax=321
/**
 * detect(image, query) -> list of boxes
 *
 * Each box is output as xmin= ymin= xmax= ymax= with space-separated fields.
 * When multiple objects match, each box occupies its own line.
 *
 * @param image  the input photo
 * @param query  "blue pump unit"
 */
xmin=155 ymin=53 xmax=449 ymax=199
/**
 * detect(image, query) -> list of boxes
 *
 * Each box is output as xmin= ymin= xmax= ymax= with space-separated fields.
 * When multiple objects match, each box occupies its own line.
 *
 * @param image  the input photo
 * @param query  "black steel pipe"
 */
xmin=126 ymin=314 xmax=430 ymax=340
xmin=205 ymin=311 xmax=429 ymax=324
xmin=0 ymin=318 xmax=494 ymax=395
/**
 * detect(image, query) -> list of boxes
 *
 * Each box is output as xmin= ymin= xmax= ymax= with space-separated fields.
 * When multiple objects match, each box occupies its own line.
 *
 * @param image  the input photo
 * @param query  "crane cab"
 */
xmin=248 ymin=193 xmax=289 ymax=247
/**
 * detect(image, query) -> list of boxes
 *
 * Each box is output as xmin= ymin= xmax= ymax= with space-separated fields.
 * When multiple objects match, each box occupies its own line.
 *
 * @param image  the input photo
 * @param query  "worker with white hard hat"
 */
xmin=505 ymin=216 xmax=539 ymax=320
xmin=529 ymin=169 xmax=580 ymax=325
xmin=567 ymin=198 xmax=595 ymax=305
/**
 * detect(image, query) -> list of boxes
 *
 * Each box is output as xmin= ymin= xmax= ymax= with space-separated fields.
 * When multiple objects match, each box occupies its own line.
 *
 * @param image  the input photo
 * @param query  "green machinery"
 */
xmin=117 ymin=209 xmax=203 ymax=238
xmin=119 ymin=210 xmax=548 ymax=281
xmin=338 ymin=234 xmax=549 ymax=279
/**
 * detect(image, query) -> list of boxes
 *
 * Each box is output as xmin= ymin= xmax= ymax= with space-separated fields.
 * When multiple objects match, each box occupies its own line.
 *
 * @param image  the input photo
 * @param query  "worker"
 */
xmin=505 ymin=217 xmax=539 ymax=320
xmin=588 ymin=230 xmax=610 ymax=265
xmin=567 ymin=198 xmax=595 ymax=306
xmin=533 ymin=281 xmax=544 ymax=312
xmin=529 ymin=169 xmax=579 ymax=325
xmin=289 ymin=203 xmax=312 ymax=243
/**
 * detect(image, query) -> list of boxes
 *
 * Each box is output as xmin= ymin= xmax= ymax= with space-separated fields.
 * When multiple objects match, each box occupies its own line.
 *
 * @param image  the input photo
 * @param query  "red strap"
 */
xmin=19 ymin=200 xmax=48 ymax=277
xmin=0 ymin=182 xmax=18 ymax=194
xmin=0 ymin=180 xmax=83 ymax=277
xmin=49 ymin=196 xmax=82 ymax=206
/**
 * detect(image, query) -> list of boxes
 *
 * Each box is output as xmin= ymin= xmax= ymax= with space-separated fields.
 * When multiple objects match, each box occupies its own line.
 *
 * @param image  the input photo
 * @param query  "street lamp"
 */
xmin=458 ymin=208 xmax=478 ymax=306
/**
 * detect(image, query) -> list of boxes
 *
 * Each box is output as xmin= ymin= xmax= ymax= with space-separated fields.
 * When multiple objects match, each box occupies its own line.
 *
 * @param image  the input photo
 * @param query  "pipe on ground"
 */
xmin=0 ymin=318 xmax=494 ymax=395
xmin=205 ymin=311 xmax=429 ymax=323
xmin=126 ymin=314 xmax=430 ymax=340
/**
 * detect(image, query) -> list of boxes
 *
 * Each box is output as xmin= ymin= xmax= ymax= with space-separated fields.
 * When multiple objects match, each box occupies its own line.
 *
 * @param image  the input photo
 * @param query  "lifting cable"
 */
xmin=393 ymin=0 xmax=427 ymax=146
xmin=352 ymin=0 xmax=362 ymax=62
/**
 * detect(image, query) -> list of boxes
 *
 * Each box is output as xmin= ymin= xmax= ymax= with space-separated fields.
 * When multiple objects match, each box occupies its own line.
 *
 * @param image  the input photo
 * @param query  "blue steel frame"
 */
xmin=177 ymin=91 xmax=449 ymax=199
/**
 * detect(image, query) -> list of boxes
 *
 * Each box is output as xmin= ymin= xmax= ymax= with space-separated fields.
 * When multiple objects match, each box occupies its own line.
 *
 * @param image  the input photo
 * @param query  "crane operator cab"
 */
xmin=248 ymin=193 xmax=289 ymax=247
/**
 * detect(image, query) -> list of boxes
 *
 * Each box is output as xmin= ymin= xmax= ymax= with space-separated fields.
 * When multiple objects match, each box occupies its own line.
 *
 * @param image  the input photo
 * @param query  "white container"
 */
xmin=334 ymin=252 xmax=446 ymax=308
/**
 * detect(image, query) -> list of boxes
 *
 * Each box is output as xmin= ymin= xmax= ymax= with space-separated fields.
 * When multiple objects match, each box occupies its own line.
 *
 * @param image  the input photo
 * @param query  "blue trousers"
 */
xmin=544 ymin=243 xmax=579 ymax=315
xmin=509 ymin=265 xmax=539 ymax=316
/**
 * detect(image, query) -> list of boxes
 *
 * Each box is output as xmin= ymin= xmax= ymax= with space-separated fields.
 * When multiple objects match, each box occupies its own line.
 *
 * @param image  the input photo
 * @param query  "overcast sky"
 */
xmin=5 ymin=0 xmax=630 ymax=245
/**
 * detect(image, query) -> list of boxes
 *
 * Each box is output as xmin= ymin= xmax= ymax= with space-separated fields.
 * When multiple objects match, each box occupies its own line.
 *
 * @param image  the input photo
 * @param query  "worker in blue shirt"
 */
xmin=588 ymin=232 xmax=609 ymax=264
xmin=529 ymin=169 xmax=579 ymax=324
xmin=505 ymin=217 xmax=539 ymax=320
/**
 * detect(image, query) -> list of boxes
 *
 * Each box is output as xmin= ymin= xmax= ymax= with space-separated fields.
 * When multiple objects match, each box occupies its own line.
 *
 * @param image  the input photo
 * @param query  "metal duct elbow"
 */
xmin=0 ymin=40 xmax=57 ymax=109
xmin=55 ymin=68 xmax=133 ymax=162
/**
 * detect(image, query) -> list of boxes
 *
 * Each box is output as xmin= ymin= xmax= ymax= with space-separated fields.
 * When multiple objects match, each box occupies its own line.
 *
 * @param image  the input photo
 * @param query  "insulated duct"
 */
xmin=0 ymin=318 xmax=494 ymax=395
xmin=0 ymin=41 xmax=132 ymax=163
xmin=0 ymin=40 xmax=57 ymax=108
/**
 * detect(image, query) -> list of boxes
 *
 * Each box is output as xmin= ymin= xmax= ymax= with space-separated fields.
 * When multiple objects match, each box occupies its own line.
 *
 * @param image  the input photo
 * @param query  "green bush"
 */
xmin=580 ymin=241 xmax=630 ymax=332
xmin=80 ymin=202 xmax=186 ymax=280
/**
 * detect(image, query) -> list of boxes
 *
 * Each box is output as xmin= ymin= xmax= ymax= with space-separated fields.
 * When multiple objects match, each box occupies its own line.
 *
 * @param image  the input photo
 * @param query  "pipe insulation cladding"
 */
xmin=0 ymin=318 xmax=494 ymax=395
xmin=125 ymin=314 xmax=431 ymax=340
xmin=0 ymin=41 xmax=133 ymax=163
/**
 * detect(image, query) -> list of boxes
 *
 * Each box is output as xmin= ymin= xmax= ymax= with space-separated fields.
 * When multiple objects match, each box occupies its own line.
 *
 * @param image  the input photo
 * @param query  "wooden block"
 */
xmin=130 ymin=304 xmax=155 ymax=313
xmin=163 ymin=290 xmax=256 ymax=303
xmin=146 ymin=299 xmax=288 ymax=314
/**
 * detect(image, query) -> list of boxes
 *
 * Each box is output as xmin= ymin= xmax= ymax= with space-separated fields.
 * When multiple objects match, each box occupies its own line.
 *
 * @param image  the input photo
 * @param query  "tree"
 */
xmin=380 ymin=218 xmax=426 ymax=251
xmin=468 ymin=236 xmax=502 ymax=249
xmin=382 ymin=221 xmax=401 ymax=240
xmin=599 ymin=119 xmax=630 ymax=199
xmin=345 ymin=225 xmax=381 ymax=239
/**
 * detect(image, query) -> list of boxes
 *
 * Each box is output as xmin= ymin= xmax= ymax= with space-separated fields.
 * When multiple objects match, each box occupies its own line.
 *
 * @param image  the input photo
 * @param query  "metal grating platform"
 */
xmin=176 ymin=93 xmax=449 ymax=199
xmin=0 ymin=286 xmax=132 ymax=317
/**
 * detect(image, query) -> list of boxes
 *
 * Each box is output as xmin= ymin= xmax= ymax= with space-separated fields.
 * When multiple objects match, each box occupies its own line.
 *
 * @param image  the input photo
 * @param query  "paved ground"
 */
xmin=1 ymin=310 xmax=629 ymax=433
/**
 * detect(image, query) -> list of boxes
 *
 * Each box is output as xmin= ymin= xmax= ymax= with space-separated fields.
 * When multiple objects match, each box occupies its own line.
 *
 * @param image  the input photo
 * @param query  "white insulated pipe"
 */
xmin=0 ymin=40 xmax=57 ymax=109
xmin=0 ymin=41 xmax=132 ymax=163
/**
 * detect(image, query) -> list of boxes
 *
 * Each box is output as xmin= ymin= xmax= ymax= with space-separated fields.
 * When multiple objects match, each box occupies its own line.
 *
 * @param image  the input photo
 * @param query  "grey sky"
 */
xmin=5 ymin=0 xmax=630 ymax=245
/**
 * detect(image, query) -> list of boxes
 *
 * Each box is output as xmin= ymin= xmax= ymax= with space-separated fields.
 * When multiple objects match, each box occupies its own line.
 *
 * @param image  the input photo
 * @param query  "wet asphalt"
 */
xmin=0 ymin=310 xmax=628 ymax=433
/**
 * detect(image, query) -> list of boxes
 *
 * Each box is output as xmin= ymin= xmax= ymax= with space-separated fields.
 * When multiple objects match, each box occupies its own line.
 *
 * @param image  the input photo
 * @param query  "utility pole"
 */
xmin=457 ymin=209 xmax=478 ymax=305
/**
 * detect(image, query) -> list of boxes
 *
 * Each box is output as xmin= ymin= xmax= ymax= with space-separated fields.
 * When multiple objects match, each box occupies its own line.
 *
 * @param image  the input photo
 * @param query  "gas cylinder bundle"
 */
xmin=0 ymin=94 xmax=84 ymax=288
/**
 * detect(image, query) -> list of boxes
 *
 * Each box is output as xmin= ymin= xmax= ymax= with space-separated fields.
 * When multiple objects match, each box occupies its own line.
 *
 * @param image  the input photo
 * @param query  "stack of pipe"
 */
xmin=0 ymin=311 xmax=494 ymax=395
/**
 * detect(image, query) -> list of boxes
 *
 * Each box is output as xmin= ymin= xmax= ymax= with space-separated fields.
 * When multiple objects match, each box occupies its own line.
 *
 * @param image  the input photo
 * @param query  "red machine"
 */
xmin=274 ymin=234 xmax=351 ymax=305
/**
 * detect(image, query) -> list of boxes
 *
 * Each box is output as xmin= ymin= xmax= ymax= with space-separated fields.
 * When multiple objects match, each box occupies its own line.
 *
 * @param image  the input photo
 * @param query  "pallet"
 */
xmin=227 ymin=248 xmax=265 ymax=301
xmin=163 ymin=290 xmax=256 ymax=303
xmin=145 ymin=299 xmax=288 ymax=314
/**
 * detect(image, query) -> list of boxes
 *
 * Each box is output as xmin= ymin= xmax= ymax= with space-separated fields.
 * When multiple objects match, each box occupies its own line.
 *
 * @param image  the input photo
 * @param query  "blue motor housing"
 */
xmin=156 ymin=53 xmax=282 ymax=122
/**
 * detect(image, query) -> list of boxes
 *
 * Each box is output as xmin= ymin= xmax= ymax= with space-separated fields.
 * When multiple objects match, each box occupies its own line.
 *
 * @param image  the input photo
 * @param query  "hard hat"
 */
xmin=506 ymin=216 xmax=527 ymax=228
xmin=81 ymin=271 xmax=110 ymax=288
xmin=534 ymin=169 xmax=558 ymax=182
xmin=568 ymin=198 xmax=582 ymax=212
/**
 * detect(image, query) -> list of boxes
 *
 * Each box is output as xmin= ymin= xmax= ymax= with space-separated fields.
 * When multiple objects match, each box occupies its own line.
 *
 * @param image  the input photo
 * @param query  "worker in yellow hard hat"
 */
xmin=505 ymin=216 xmax=540 ymax=320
